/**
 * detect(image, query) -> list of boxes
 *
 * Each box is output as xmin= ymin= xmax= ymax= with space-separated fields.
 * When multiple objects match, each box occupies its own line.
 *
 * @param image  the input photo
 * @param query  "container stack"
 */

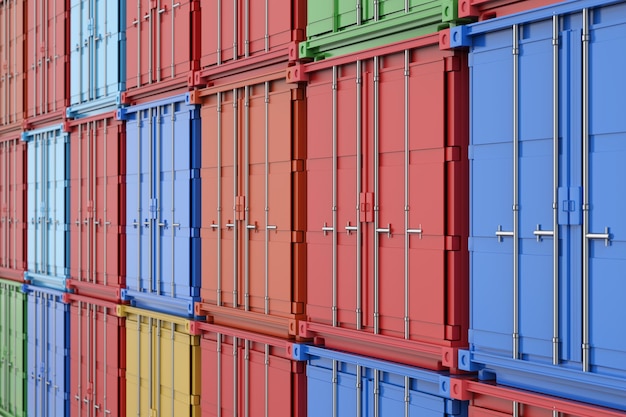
xmin=1 ymin=0 xmax=626 ymax=416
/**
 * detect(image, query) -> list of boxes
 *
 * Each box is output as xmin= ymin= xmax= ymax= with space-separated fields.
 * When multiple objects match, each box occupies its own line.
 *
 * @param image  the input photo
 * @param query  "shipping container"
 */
xmin=122 ymin=0 xmax=199 ymax=103
xmin=291 ymin=33 xmax=469 ymax=371
xmin=0 ymin=279 xmax=27 ymax=417
xmin=24 ymin=284 xmax=70 ymax=417
xmin=0 ymin=0 xmax=25 ymax=133
xmin=292 ymin=344 xmax=467 ymax=417
xmin=67 ymin=0 xmax=127 ymax=118
xmin=192 ymin=0 xmax=305 ymax=87
xmin=450 ymin=379 xmax=626 ymax=417
xmin=0 ymin=135 xmax=27 ymax=282
xmin=117 ymin=93 xmax=201 ymax=317
xmin=23 ymin=125 xmax=70 ymax=291
xmin=450 ymin=0 xmax=626 ymax=410
xmin=191 ymin=321 xmax=306 ymax=417
xmin=457 ymin=0 xmax=564 ymax=20
xmin=24 ymin=0 xmax=69 ymax=126
xmin=194 ymin=70 xmax=306 ymax=338
xmin=118 ymin=305 xmax=200 ymax=417
xmin=300 ymin=0 xmax=465 ymax=60
xmin=67 ymin=113 xmax=126 ymax=302
xmin=67 ymin=293 xmax=126 ymax=417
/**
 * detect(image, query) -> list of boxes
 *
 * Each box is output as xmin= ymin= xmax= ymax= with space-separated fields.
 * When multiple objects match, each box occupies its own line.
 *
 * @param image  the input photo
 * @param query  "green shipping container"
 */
xmin=0 ymin=279 xmax=26 ymax=417
xmin=302 ymin=0 xmax=464 ymax=59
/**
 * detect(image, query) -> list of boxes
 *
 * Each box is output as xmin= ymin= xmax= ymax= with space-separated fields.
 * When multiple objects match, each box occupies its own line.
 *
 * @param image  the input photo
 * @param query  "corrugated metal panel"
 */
xmin=0 ymin=279 xmax=27 ymax=417
xmin=0 ymin=0 xmax=25 ymax=132
xmin=452 ymin=0 xmax=626 ymax=410
xmin=67 ymin=114 xmax=126 ymax=302
xmin=68 ymin=294 xmax=125 ymax=417
xmin=192 ymin=321 xmax=306 ymax=417
xmin=193 ymin=0 xmax=305 ymax=87
xmin=293 ymin=344 xmax=467 ymax=417
xmin=24 ymin=0 xmax=68 ymax=124
xmin=449 ymin=379 xmax=626 ymax=417
xmin=67 ymin=0 xmax=127 ymax=117
xmin=300 ymin=0 xmax=463 ymax=60
xmin=195 ymin=76 xmax=306 ymax=338
xmin=119 ymin=305 xmax=200 ymax=417
xmin=118 ymin=93 xmax=201 ymax=317
xmin=123 ymin=0 xmax=199 ymax=101
xmin=23 ymin=125 xmax=70 ymax=291
xmin=24 ymin=284 xmax=70 ymax=417
xmin=298 ymin=33 xmax=469 ymax=371
xmin=458 ymin=0 xmax=565 ymax=20
xmin=0 ymin=135 xmax=27 ymax=282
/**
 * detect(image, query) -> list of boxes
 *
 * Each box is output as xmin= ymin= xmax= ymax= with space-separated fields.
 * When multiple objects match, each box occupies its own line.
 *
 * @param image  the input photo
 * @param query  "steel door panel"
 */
xmin=0 ymin=280 xmax=27 ymax=417
xmin=0 ymin=0 xmax=25 ymax=128
xmin=26 ymin=140 xmax=40 ymax=274
xmin=125 ymin=0 xmax=152 ymax=89
xmin=306 ymin=0 xmax=334 ymax=38
xmin=25 ymin=0 xmax=68 ymax=119
xmin=153 ymin=0 xmax=195 ymax=81
xmin=25 ymin=286 xmax=69 ymax=417
xmin=257 ymin=0 xmax=293 ymax=53
xmin=306 ymin=365 xmax=366 ymax=417
xmin=69 ymin=123 xmax=91 ymax=282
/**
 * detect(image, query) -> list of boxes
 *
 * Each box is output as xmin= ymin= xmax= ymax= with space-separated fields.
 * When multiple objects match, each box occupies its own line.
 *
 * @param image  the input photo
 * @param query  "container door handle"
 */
xmin=495 ymin=225 xmax=514 ymax=242
xmin=143 ymin=220 xmax=150 ymax=227
xmin=586 ymin=227 xmax=611 ymax=247
xmin=172 ymin=223 xmax=180 ymax=228
xmin=376 ymin=224 xmax=392 ymax=238
xmin=267 ymin=225 xmax=277 ymax=231
xmin=533 ymin=224 xmax=553 ymax=242
xmin=246 ymin=223 xmax=257 ymax=230
xmin=226 ymin=223 xmax=235 ymax=229
xmin=345 ymin=221 xmax=358 ymax=236
xmin=407 ymin=225 xmax=423 ymax=239
xmin=132 ymin=220 xmax=140 ymax=228
xmin=322 ymin=222 xmax=334 ymax=236
xmin=210 ymin=223 xmax=219 ymax=230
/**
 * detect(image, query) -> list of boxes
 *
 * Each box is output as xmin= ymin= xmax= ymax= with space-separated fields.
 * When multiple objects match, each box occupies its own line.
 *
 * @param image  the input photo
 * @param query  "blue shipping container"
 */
xmin=23 ymin=125 xmax=70 ymax=291
xmin=24 ymin=284 xmax=70 ymax=417
xmin=292 ymin=344 xmax=467 ymax=417
xmin=118 ymin=93 xmax=201 ymax=317
xmin=67 ymin=0 xmax=126 ymax=118
xmin=451 ymin=0 xmax=626 ymax=410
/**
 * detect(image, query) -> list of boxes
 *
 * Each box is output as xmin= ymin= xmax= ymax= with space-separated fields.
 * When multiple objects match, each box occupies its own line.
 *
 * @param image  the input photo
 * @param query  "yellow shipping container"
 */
xmin=118 ymin=306 xmax=201 ymax=417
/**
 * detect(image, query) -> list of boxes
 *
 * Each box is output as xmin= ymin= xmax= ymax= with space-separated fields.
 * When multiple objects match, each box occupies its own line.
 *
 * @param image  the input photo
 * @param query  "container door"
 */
xmin=0 ymin=282 xmax=26 ymax=417
xmin=126 ymin=110 xmax=153 ymax=293
xmin=0 ymin=143 xmax=8 ymax=268
xmin=27 ymin=138 xmax=42 ymax=275
xmin=155 ymin=0 xmax=192 ymax=81
xmin=585 ymin=11 xmax=626 ymax=373
xmin=96 ymin=0 xmax=122 ymax=98
xmin=306 ymin=362 xmax=371 ymax=416
xmin=126 ymin=0 xmax=152 ymax=89
xmin=49 ymin=131 xmax=68 ymax=279
xmin=0 ymin=0 xmax=25 ymax=127
xmin=305 ymin=67 xmax=343 ymax=325
xmin=70 ymin=0 xmax=90 ymax=105
xmin=155 ymin=102 xmax=193 ymax=298
xmin=306 ymin=0 xmax=334 ymax=38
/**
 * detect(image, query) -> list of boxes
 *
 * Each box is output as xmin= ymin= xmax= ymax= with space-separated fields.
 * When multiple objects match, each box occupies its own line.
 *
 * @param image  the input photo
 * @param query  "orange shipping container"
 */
xmin=195 ymin=67 xmax=306 ymax=339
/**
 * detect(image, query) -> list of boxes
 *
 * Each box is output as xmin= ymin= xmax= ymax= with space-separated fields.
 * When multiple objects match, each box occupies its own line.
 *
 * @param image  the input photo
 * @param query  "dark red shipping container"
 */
xmin=67 ymin=113 xmax=126 ymax=302
xmin=458 ymin=0 xmax=564 ymax=20
xmin=195 ymin=64 xmax=307 ymax=339
xmin=123 ymin=0 xmax=200 ymax=103
xmin=190 ymin=321 xmax=306 ymax=417
xmin=0 ymin=0 xmax=25 ymax=133
xmin=67 ymin=293 xmax=126 ymax=417
xmin=0 ymin=134 xmax=26 ymax=282
xmin=450 ymin=379 xmax=626 ymax=417
xmin=24 ymin=0 xmax=69 ymax=126
xmin=291 ymin=33 xmax=469 ymax=371
xmin=192 ymin=0 xmax=305 ymax=87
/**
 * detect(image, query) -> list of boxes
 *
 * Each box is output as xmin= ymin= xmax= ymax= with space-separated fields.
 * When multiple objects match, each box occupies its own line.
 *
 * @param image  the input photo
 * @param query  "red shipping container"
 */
xmin=290 ymin=33 xmax=469 ymax=371
xmin=192 ymin=0 xmax=305 ymax=87
xmin=67 ymin=293 xmax=126 ymax=417
xmin=195 ymin=65 xmax=307 ymax=339
xmin=67 ymin=113 xmax=126 ymax=302
xmin=190 ymin=321 xmax=306 ymax=417
xmin=0 ymin=134 xmax=26 ymax=282
xmin=24 ymin=0 xmax=69 ymax=126
xmin=123 ymin=0 xmax=200 ymax=103
xmin=458 ymin=0 xmax=564 ymax=20
xmin=0 ymin=0 xmax=25 ymax=132
xmin=450 ymin=379 xmax=626 ymax=417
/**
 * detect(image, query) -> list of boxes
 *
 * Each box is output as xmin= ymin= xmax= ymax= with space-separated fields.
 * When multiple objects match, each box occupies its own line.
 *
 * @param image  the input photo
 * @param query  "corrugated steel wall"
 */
xmin=0 ymin=0 xmax=625 ymax=416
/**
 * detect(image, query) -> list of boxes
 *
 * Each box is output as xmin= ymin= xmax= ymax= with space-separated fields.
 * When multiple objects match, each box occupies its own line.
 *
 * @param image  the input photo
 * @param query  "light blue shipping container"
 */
xmin=67 ymin=0 xmax=126 ymax=118
xmin=23 ymin=126 xmax=70 ymax=291
xmin=292 ymin=344 xmax=467 ymax=417
xmin=117 ymin=93 xmax=201 ymax=318
xmin=24 ymin=284 xmax=70 ymax=417
xmin=451 ymin=0 xmax=626 ymax=410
